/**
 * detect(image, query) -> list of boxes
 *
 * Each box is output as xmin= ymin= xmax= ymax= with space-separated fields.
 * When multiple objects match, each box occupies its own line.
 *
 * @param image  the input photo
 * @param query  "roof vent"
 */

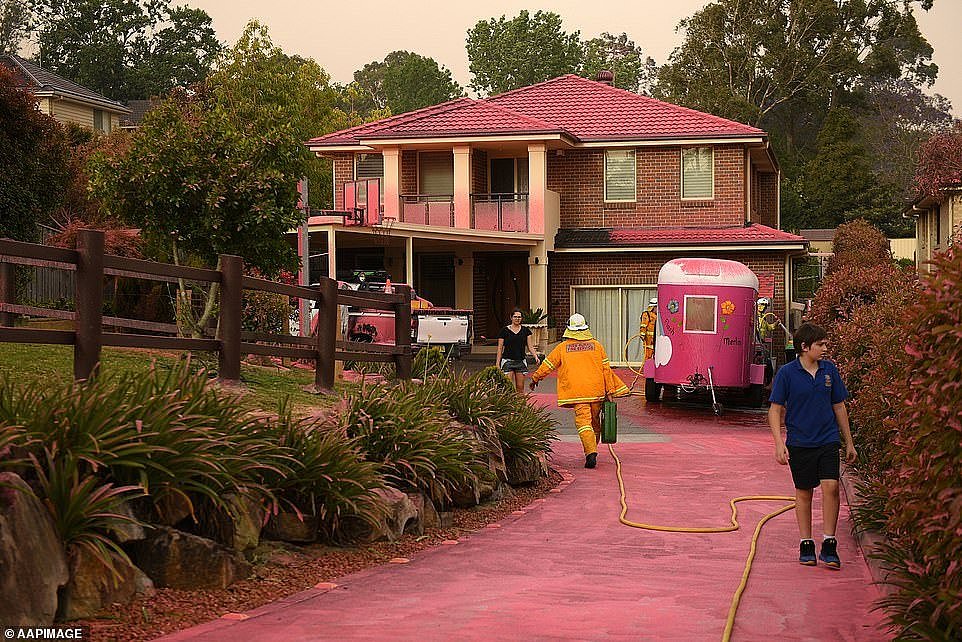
xmin=595 ymin=70 xmax=614 ymax=86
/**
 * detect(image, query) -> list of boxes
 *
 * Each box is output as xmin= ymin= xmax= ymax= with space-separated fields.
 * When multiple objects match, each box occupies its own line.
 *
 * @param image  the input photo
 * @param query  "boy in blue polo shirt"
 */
xmin=768 ymin=323 xmax=857 ymax=569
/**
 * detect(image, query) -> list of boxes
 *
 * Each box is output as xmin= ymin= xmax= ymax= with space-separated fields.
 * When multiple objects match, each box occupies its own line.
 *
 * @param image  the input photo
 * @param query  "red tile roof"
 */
xmin=309 ymin=74 xmax=764 ymax=147
xmin=372 ymin=101 xmax=564 ymax=138
xmin=555 ymin=224 xmax=806 ymax=248
xmin=488 ymin=75 xmax=764 ymax=141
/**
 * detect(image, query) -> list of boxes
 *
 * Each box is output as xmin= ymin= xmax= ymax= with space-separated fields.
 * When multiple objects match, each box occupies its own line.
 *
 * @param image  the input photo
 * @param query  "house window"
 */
xmin=604 ymin=149 xmax=636 ymax=202
xmin=681 ymin=147 xmax=713 ymax=199
xmin=683 ymin=295 xmax=717 ymax=334
xmin=93 ymin=109 xmax=108 ymax=133
xmin=355 ymin=153 xmax=384 ymax=204
xmin=418 ymin=151 xmax=454 ymax=196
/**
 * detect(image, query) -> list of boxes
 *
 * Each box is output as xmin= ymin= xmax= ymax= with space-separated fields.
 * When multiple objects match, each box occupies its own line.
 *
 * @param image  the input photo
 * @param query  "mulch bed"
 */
xmin=82 ymin=470 xmax=563 ymax=641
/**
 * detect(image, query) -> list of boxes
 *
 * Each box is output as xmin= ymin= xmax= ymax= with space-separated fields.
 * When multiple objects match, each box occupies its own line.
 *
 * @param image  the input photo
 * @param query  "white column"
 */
xmin=527 ymin=143 xmax=546 ymax=234
xmin=455 ymin=253 xmax=474 ymax=309
xmin=405 ymin=235 xmax=414 ymax=287
xmin=453 ymin=145 xmax=472 ymax=229
xmin=528 ymin=243 xmax=548 ymax=314
xmin=382 ymin=146 xmax=400 ymax=220
xmin=326 ymin=228 xmax=337 ymax=281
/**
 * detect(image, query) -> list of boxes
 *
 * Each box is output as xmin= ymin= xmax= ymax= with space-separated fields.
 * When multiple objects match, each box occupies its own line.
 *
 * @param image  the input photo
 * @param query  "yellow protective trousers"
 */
xmin=573 ymin=401 xmax=603 ymax=455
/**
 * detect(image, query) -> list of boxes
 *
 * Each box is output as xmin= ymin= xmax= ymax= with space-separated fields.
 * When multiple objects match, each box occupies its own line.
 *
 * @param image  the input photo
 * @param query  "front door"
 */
xmin=485 ymin=253 xmax=529 ymax=338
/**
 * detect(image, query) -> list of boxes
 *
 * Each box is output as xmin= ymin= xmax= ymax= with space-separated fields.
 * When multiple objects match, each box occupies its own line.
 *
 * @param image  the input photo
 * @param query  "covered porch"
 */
xmin=298 ymin=221 xmax=550 ymax=343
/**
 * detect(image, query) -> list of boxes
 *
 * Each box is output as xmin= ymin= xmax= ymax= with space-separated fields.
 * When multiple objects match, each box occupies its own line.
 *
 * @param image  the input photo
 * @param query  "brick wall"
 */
xmin=757 ymin=173 xmax=778 ymax=228
xmin=548 ymin=251 xmax=789 ymax=361
xmin=546 ymin=144 xmax=747 ymax=228
xmin=331 ymin=153 xmax=353 ymax=210
xmin=472 ymin=149 xmax=488 ymax=194
xmin=401 ymin=150 xmax=418 ymax=194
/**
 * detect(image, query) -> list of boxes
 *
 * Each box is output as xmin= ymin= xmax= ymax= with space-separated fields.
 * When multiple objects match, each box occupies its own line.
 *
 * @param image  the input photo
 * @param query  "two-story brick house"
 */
xmin=306 ymin=74 xmax=807 ymax=362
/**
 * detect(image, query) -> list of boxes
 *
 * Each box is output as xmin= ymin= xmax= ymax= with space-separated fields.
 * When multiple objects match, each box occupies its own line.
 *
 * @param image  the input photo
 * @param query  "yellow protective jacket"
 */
xmin=531 ymin=338 xmax=629 ymax=406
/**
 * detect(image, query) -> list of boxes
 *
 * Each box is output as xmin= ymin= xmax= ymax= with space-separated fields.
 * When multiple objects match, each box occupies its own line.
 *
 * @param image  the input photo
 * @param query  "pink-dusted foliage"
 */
xmin=874 ymin=235 xmax=962 ymax=638
xmin=807 ymin=263 xmax=911 ymax=331
xmin=914 ymin=122 xmax=962 ymax=199
xmin=827 ymin=219 xmax=893 ymax=275
xmin=46 ymin=218 xmax=143 ymax=258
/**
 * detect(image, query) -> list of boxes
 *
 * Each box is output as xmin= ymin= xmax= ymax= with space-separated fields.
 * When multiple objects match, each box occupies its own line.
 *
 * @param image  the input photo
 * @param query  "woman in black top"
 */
xmin=495 ymin=310 xmax=541 ymax=393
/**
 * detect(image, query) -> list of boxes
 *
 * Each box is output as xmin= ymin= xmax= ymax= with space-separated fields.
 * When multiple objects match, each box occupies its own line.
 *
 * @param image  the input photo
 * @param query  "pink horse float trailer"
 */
xmin=642 ymin=258 xmax=769 ymax=413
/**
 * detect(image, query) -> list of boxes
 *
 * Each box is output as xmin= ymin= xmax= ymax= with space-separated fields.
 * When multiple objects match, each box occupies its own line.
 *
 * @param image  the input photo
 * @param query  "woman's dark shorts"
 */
xmin=500 ymin=359 xmax=527 ymax=373
xmin=787 ymin=443 xmax=840 ymax=489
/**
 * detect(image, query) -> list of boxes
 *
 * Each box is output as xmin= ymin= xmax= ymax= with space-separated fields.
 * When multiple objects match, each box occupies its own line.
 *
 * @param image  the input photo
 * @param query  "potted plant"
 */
xmin=521 ymin=308 xmax=550 ymax=354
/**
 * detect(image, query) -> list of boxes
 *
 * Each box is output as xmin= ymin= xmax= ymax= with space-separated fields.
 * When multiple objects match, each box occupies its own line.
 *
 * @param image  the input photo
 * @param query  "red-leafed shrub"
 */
xmin=914 ymin=123 xmax=962 ymax=199
xmin=807 ymin=263 xmax=911 ymax=330
xmin=874 ymin=237 xmax=962 ymax=639
xmin=46 ymin=219 xmax=143 ymax=258
xmin=827 ymin=219 xmax=893 ymax=275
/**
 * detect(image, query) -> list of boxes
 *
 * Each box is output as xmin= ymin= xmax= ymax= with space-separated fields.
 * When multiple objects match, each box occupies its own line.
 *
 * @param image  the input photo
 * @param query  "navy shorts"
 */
xmin=500 ymin=359 xmax=527 ymax=373
xmin=787 ymin=443 xmax=840 ymax=489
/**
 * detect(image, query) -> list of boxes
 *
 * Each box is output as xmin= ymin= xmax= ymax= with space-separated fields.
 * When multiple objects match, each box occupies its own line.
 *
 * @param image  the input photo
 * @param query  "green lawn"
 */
xmin=0 ymin=343 xmax=344 ymax=415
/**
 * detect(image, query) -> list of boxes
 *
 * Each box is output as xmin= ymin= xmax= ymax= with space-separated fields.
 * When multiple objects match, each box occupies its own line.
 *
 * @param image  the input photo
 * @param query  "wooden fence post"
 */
xmin=74 ymin=229 xmax=104 ymax=380
xmin=314 ymin=278 xmax=337 ymax=391
xmin=0 ymin=262 xmax=16 ymax=327
xmin=218 ymin=254 xmax=243 ymax=383
xmin=394 ymin=284 xmax=412 ymax=380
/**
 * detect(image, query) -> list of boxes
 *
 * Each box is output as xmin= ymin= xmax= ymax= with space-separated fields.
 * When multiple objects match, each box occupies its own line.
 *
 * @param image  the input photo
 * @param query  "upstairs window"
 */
xmin=681 ymin=147 xmax=713 ymax=199
xmin=604 ymin=149 xmax=636 ymax=202
xmin=355 ymin=153 xmax=384 ymax=204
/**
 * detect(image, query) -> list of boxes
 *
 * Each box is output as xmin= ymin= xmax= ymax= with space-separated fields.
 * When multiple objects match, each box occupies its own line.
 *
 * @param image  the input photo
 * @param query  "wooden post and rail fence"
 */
xmin=0 ymin=229 xmax=412 ymax=387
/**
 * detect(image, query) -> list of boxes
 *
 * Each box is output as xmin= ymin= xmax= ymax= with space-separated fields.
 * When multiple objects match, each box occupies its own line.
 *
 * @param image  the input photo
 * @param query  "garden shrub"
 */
xmin=258 ymin=402 xmax=384 ymax=542
xmin=242 ymin=289 xmax=290 ymax=335
xmin=807 ymin=263 xmax=910 ymax=331
xmin=329 ymin=382 xmax=487 ymax=504
xmin=873 ymin=240 xmax=962 ymax=639
xmin=413 ymin=345 xmax=448 ymax=379
xmin=470 ymin=365 xmax=515 ymax=395
xmin=827 ymin=218 xmax=893 ymax=275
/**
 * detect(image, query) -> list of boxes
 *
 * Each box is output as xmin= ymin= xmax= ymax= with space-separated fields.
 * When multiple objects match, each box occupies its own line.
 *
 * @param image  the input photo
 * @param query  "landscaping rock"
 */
xmin=505 ymin=453 xmax=548 ymax=485
xmin=367 ymin=487 xmax=418 ymax=541
xmin=0 ymin=472 xmax=68 ymax=625
xmin=263 ymin=511 xmax=318 ymax=544
xmin=108 ymin=501 xmax=145 ymax=544
xmin=127 ymin=527 xmax=251 ymax=590
xmin=57 ymin=550 xmax=153 ymax=621
xmin=194 ymin=494 xmax=265 ymax=551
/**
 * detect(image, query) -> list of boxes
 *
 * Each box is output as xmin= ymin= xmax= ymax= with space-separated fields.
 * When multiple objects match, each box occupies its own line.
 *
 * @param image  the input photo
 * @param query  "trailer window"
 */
xmin=684 ymin=296 xmax=717 ymax=333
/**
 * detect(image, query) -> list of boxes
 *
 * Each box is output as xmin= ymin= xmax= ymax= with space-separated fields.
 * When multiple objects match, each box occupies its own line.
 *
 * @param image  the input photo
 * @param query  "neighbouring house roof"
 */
xmin=554 ymin=224 xmax=807 ymax=249
xmin=121 ymin=98 xmax=164 ymax=127
xmin=0 ymin=54 xmax=130 ymax=114
xmin=797 ymin=228 xmax=836 ymax=242
xmin=308 ymin=74 xmax=765 ymax=149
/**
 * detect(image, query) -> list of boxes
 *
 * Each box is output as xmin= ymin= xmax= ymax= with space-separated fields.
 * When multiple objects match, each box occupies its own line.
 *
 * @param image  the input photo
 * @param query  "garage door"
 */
xmin=572 ymin=286 xmax=656 ymax=366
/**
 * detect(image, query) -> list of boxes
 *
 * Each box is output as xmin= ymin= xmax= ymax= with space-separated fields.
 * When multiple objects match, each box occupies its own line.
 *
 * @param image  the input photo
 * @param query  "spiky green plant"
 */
xmin=469 ymin=365 xmax=515 ymax=395
xmin=28 ymin=448 xmax=143 ymax=580
xmin=258 ymin=401 xmax=384 ymax=541
xmin=413 ymin=345 xmax=448 ymax=379
xmin=330 ymin=382 xmax=486 ymax=503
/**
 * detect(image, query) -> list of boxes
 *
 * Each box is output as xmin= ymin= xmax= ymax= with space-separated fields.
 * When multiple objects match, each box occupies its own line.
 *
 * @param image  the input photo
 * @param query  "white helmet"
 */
xmin=757 ymin=297 xmax=770 ymax=308
xmin=649 ymin=297 xmax=658 ymax=305
xmin=566 ymin=313 xmax=589 ymax=331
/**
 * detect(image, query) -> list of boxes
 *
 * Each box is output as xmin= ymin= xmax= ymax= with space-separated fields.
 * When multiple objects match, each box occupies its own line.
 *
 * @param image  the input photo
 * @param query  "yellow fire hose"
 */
xmin=608 ymin=444 xmax=795 ymax=642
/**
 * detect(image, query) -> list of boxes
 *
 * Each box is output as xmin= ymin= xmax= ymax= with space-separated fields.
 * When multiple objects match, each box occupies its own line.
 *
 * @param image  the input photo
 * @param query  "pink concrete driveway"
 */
xmin=160 ymin=393 xmax=887 ymax=641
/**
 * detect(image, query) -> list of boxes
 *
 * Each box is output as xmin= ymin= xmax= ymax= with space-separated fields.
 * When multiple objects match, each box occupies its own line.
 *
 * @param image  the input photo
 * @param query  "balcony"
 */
xmin=397 ymin=193 xmax=530 ymax=233
xmin=399 ymin=195 xmax=455 ymax=227
xmin=471 ymin=193 xmax=529 ymax=233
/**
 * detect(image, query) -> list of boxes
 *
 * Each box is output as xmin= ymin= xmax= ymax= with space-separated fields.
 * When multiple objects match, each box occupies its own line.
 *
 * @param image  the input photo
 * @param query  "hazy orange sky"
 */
xmin=183 ymin=1 xmax=961 ymax=114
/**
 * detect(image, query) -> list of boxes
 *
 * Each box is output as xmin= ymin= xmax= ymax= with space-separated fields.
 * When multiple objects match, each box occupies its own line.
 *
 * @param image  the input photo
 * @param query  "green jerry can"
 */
xmin=601 ymin=400 xmax=618 ymax=444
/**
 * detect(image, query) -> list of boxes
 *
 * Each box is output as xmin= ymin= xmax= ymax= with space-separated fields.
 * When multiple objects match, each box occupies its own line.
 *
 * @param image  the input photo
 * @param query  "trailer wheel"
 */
xmin=644 ymin=378 xmax=662 ymax=402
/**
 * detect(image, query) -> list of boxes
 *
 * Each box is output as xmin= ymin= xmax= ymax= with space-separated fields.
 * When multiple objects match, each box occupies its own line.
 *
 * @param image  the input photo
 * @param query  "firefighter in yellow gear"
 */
xmin=639 ymin=297 xmax=658 ymax=363
xmin=756 ymin=297 xmax=775 ymax=342
xmin=529 ymin=313 xmax=630 ymax=469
